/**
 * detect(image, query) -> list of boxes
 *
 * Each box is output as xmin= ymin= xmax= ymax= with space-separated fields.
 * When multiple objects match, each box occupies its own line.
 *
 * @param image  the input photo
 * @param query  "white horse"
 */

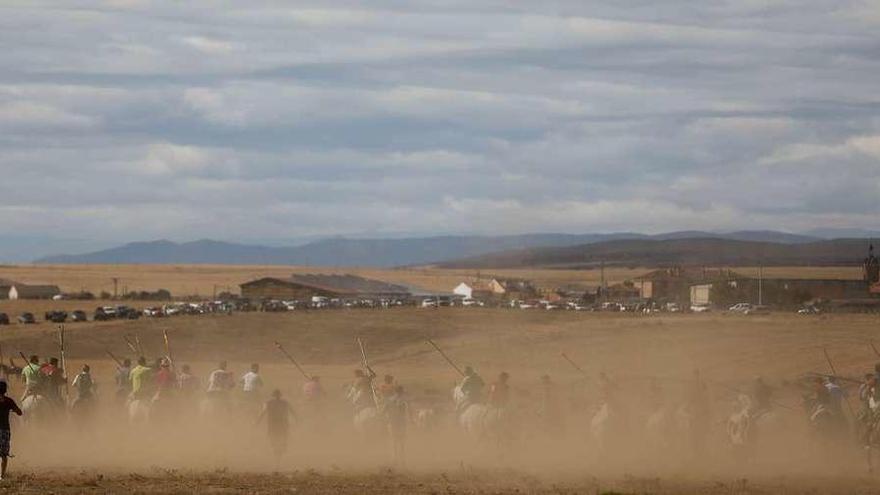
xmin=589 ymin=399 xmax=630 ymax=459
xmin=127 ymin=398 xmax=151 ymax=424
xmin=21 ymin=394 xmax=55 ymax=425
xmin=726 ymin=394 xmax=787 ymax=460
xmin=453 ymin=385 xmax=511 ymax=445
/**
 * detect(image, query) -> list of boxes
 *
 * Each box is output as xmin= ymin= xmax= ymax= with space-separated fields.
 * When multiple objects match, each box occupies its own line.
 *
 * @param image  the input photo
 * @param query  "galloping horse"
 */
xmin=453 ymin=385 xmax=511 ymax=447
xmin=21 ymin=394 xmax=60 ymax=426
xmin=348 ymin=386 xmax=385 ymax=440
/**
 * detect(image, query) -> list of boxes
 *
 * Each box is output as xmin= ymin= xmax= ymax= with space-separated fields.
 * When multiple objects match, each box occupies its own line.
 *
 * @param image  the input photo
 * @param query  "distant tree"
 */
xmin=99 ymin=290 xmax=112 ymax=300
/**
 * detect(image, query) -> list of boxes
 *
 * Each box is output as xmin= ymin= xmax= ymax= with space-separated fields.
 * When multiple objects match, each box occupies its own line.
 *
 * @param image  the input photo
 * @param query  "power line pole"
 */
xmin=757 ymin=265 xmax=763 ymax=306
xmin=112 ymin=278 xmax=119 ymax=299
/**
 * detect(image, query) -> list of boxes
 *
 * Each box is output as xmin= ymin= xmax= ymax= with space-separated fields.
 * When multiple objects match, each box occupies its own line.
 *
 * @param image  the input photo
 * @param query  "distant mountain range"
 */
xmin=30 ymin=229 xmax=875 ymax=267
xmin=438 ymin=237 xmax=875 ymax=269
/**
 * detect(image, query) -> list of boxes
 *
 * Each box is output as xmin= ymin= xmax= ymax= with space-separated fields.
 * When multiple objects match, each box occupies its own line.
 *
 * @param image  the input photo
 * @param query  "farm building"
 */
xmin=452 ymin=281 xmax=494 ymax=299
xmin=487 ymin=278 xmax=538 ymax=300
xmin=8 ymin=283 xmax=61 ymax=300
xmin=635 ymin=267 xmax=742 ymax=305
xmin=0 ymin=278 xmax=16 ymax=300
xmin=240 ymin=274 xmax=411 ymax=301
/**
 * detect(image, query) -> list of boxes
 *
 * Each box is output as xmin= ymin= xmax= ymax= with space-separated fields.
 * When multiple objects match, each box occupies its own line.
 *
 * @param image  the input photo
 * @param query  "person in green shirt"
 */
xmin=20 ymin=355 xmax=42 ymax=400
xmin=128 ymin=357 xmax=153 ymax=400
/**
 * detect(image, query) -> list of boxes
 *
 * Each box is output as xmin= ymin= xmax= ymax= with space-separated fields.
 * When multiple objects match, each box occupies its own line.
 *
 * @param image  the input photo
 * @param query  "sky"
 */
xmin=1 ymin=0 xmax=878 ymax=253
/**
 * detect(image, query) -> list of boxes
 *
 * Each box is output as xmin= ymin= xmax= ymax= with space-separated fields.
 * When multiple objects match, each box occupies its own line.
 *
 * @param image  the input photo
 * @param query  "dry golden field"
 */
xmin=0 ymin=263 xmax=864 ymax=297
xmin=0 ymin=307 xmax=877 ymax=493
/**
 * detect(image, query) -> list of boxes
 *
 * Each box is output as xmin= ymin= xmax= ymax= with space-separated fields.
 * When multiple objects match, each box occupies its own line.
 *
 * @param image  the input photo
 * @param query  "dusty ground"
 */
xmin=5 ymin=470 xmax=880 ymax=494
xmin=1 ymin=291 xmax=879 ymax=493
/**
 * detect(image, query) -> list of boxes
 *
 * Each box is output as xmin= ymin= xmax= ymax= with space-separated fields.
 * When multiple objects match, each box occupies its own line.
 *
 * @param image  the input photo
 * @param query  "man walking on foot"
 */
xmin=0 ymin=381 xmax=23 ymax=480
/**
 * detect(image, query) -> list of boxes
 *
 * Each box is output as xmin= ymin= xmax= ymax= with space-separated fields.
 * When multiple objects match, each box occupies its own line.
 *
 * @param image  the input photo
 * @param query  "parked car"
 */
xmin=70 ymin=310 xmax=88 ymax=322
xmin=420 ymin=299 xmax=438 ymax=308
xmin=116 ymin=306 xmax=141 ymax=320
xmin=18 ymin=313 xmax=36 ymax=324
xmin=44 ymin=310 xmax=68 ymax=323
xmin=0 ymin=313 xmax=9 ymax=325
xmin=798 ymin=305 xmax=821 ymax=315
xmin=690 ymin=304 xmax=711 ymax=313
xmin=143 ymin=307 xmax=164 ymax=317
xmin=461 ymin=298 xmax=484 ymax=307
xmin=728 ymin=302 xmax=753 ymax=313
xmin=94 ymin=306 xmax=117 ymax=321
xmin=744 ymin=305 xmax=770 ymax=315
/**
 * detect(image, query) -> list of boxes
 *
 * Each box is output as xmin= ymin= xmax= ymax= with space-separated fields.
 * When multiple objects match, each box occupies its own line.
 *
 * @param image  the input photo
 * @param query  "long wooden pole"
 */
xmin=356 ymin=337 xmax=379 ymax=405
xmin=560 ymin=352 xmax=587 ymax=375
xmin=273 ymin=341 xmax=311 ymax=380
xmin=58 ymin=324 xmax=69 ymax=400
xmin=122 ymin=335 xmax=139 ymax=355
xmin=105 ymin=350 xmax=123 ymax=368
xmin=163 ymin=329 xmax=174 ymax=366
xmin=823 ymin=347 xmax=857 ymax=418
xmin=426 ymin=339 xmax=465 ymax=377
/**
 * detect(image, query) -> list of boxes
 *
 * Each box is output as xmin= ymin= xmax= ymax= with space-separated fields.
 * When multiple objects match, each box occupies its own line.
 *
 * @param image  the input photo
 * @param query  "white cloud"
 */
xmin=0 ymin=0 xmax=876 ymax=245
xmin=180 ymin=36 xmax=239 ymax=55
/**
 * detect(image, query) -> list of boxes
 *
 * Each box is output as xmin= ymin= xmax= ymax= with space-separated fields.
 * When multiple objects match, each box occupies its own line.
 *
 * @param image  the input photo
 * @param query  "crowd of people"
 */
xmin=5 ymin=350 xmax=880 ymax=479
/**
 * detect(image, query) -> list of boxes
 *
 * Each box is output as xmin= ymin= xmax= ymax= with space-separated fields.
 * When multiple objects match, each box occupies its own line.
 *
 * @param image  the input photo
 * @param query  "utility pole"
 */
xmin=112 ymin=278 xmax=119 ymax=299
xmin=600 ymin=260 xmax=606 ymax=302
xmin=758 ymin=265 xmax=764 ymax=306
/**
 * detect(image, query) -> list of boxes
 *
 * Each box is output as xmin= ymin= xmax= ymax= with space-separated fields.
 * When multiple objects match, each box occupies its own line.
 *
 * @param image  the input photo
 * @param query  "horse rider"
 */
xmin=348 ymin=368 xmax=377 ymax=411
xmin=71 ymin=364 xmax=95 ymax=404
xmin=378 ymin=374 xmax=396 ymax=404
xmin=459 ymin=366 xmax=485 ymax=408
xmin=488 ymin=372 xmax=511 ymax=408
xmin=302 ymin=375 xmax=325 ymax=403
xmin=20 ymin=355 xmax=42 ymax=401
xmin=153 ymin=358 xmax=176 ymax=400
xmin=115 ymin=358 xmax=132 ymax=402
xmin=40 ymin=358 xmax=66 ymax=406
xmin=177 ymin=364 xmax=200 ymax=397
xmin=240 ymin=363 xmax=264 ymax=401
xmin=128 ymin=357 xmax=154 ymax=402
xmin=206 ymin=361 xmax=234 ymax=397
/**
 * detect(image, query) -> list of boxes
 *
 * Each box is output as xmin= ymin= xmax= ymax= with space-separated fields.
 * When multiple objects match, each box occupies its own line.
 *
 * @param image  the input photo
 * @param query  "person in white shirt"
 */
xmin=207 ymin=361 xmax=234 ymax=396
xmin=240 ymin=363 xmax=264 ymax=400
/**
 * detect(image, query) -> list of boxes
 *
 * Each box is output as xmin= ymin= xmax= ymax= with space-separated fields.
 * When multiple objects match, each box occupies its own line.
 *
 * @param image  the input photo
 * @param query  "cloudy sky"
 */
xmin=1 ymin=1 xmax=878 ymax=251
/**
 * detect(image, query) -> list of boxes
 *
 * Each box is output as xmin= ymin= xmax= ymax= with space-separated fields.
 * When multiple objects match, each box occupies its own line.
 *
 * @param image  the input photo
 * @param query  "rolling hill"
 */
xmin=438 ymin=237 xmax=874 ymax=269
xmin=33 ymin=230 xmax=825 ymax=267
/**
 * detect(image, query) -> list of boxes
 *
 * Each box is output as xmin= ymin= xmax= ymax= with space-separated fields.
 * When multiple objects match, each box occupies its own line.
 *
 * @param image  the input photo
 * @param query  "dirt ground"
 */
xmin=1 ymin=303 xmax=880 ymax=493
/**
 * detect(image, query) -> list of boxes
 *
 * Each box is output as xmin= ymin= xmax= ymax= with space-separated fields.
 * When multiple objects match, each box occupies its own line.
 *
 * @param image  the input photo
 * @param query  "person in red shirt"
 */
xmin=488 ymin=372 xmax=511 ymax=407
xmin=153 ymin=359 xmax=176 ymax=400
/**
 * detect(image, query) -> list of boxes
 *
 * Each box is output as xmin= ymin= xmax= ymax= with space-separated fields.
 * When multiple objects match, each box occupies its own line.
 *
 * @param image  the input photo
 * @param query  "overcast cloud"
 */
xmin=1 ymin=1 xmax=878 ymax=246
